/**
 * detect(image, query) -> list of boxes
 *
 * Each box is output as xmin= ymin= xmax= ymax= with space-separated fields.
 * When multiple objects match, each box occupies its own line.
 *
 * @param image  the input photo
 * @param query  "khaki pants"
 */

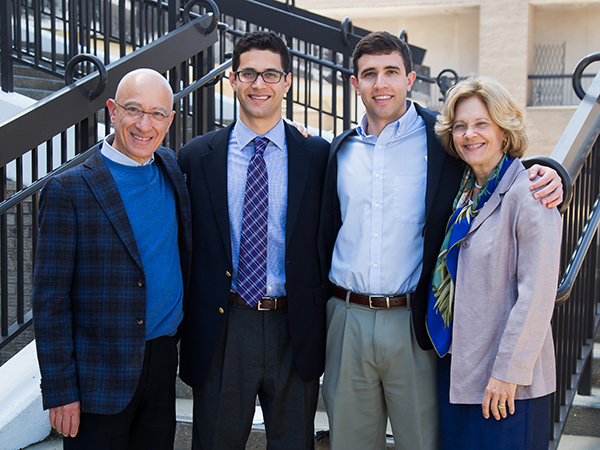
xmin=322 ymin=295 xmax=439 ymax=450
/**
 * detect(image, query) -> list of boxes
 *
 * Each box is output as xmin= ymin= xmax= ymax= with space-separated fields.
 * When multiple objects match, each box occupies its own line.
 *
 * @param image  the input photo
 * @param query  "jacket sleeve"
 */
xmin=491 ymin=189 xmax=562 ymax=385
xmin=32 ymin=177 xmax=80 ymax=410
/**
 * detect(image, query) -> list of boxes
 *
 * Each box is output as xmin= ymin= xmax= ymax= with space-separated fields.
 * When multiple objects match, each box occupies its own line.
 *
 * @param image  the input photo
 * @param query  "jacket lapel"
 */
xmin=155 ymin=147 xmax=191 ymax=224
xmin=285 ymin=123 xmax=312 ymax=246
xmin=417 ymin=104 xmax=445 ymax=224
xmin=202 ymin=125 xmax=234 ymax=263
xmin=82 ymin=148 xmax=143 ymax=269
xmin=468 ymin=160 xmax=524 ymax=235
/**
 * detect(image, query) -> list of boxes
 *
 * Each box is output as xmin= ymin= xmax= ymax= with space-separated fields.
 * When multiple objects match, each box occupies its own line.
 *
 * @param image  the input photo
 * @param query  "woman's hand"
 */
xmin=482 ymin=377 xmax=517 ymax=420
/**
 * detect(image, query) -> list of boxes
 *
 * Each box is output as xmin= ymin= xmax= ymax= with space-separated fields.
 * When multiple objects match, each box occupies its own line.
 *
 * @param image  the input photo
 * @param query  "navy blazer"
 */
xmin=177 ymin=121 xmax=330 ymax=386
xmin=319 ymin=103 xmax=465 ymax=350
xmin=32 ymin=145 xmax=192 ymax=415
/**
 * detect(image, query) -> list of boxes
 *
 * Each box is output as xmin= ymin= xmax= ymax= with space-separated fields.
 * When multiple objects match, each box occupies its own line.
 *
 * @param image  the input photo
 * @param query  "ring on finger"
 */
xmin=498 ymin=403 xmax=506 ymax=409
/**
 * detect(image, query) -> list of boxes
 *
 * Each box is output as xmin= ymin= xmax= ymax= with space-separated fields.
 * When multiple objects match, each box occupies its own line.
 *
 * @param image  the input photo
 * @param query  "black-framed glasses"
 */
xmin=113 ymin=100 xmax=172 ymax=122
xmin=450 ymin=121 xmax=492 ymax=136
xmin=234 ymin=70 xmax=287 ymax=84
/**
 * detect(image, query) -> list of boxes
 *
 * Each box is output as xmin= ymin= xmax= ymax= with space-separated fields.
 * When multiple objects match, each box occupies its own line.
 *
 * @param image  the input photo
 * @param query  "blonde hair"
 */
xmin=435 ymin=76 xmax=528 ymax=159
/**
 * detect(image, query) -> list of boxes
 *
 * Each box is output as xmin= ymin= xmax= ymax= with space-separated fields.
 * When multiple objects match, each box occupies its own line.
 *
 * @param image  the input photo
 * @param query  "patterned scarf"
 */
xmin=426 ymin=154 xmax=514 ymax=357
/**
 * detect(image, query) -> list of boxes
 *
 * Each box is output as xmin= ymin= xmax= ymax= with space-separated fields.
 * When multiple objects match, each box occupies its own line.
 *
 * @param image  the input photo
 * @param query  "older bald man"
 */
xmin=32 ymin=68 xmax=192 ymax=450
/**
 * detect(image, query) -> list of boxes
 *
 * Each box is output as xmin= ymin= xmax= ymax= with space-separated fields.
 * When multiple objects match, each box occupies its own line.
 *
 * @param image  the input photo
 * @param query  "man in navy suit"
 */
xmin=319 ymin=32 xmax=563 ymax=450
xmin=178 ymin=31 xmax=329 ymax=449
xmin=32 ymin=68 xmax=192 ymax=449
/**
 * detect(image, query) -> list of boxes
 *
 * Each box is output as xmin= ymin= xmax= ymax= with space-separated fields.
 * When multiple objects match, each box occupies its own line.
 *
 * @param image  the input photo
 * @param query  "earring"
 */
xmin=503 ymin=138 xmax=508 ymax=153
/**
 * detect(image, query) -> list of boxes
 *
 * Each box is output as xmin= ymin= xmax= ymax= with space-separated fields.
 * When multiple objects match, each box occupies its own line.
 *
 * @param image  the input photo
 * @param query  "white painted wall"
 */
xmin=0 ymin=341 xmax=50 ymax=450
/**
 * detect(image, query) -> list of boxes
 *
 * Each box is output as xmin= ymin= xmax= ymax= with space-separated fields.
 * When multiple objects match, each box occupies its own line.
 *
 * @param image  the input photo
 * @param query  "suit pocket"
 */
xmin=303 ymin=182 xmax=324 ymax=199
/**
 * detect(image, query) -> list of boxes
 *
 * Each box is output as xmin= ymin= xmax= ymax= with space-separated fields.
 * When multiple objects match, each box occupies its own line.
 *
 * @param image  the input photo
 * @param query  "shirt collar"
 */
xmin=356 ymin=100 xmax=418 ymax=140
xmin=233 ymin=118 xmax=286 ymax=153
xmin=101 ymin=134 xmax=155 ymax=167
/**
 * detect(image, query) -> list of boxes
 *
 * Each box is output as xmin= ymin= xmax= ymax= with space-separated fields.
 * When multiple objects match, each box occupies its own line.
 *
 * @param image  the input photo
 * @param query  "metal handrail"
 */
xmin=556 ymin=195 xmax=600 ymax=307
xmin=0 ymin=13 xmax=218 ymax=168
xmin=0 ymin=56 xmax=236 ymax=218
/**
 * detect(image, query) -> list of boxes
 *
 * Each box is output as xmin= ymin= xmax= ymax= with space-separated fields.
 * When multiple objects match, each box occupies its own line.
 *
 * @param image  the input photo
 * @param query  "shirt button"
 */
xmin=136 ymin=318 xmax=144 ymax=325
xmin=375 ymin=173 xmax=380 ymax=178
xmin=374 ymin=233 xmax=379 ymax=238
xmin=378 ymin=145 xmax=382 ymax=149
xmin=225 ymin=271 xmax=232 ymax=277
xmin=137 ymin=279 xmax=144 ymax=287
xmin=373 ymin=263 xmax=378 ymax=268
xmin=218 ymin=307 xmax=224 ymax=314
xmin=375 ymin=203 xmax=380 ymax=208
xmin=462 ymin=241 xmax=470 ymax=248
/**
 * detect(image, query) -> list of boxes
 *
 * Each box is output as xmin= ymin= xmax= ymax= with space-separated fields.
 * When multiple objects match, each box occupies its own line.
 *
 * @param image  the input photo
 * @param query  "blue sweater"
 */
xmin=104 ymin=156 xmax=183 ymax=340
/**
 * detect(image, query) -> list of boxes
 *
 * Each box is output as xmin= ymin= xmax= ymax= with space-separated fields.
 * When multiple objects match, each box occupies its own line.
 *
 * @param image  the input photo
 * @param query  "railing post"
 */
xmin=168 ymin=0 xmax=178 ymax=32
xmin=0 ymin=0 xmax=14 ymax=92
xmin=342 ymin=53 xmax=351 ymax=131
xmin=119 ymin=0 xmax=126 ymax=57
xmin=68 ymin=0 xmax=78 ymax=60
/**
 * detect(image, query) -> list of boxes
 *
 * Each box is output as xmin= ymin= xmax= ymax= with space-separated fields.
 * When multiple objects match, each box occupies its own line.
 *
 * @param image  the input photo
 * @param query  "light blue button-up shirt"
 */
xmin=228 ymin=119 xmax=288 ymax=297
xmin=330 ymin=101 xmax=428 ymax=295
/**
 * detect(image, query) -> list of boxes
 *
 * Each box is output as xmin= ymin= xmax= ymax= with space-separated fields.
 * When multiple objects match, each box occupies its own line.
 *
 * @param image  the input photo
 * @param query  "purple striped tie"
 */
xmin=238 ymin=137 xmax=269 ymax=307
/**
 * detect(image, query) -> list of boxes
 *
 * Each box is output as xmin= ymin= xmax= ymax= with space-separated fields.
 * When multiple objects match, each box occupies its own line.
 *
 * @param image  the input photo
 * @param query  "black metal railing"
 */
xmin=0 ymin=10 xmax=219 ymax=361
xmin=1 ymin=0 xmax=177 ymax=85
xmin=0 ymin=0 xmax=599 ymax=447
xmin=525 ymin=53 xmax=600 ymax=448
xmin=529 ymin=73 xmax=597 ymax=107
xmin=0 ymin=0 xmax=454 ymax=361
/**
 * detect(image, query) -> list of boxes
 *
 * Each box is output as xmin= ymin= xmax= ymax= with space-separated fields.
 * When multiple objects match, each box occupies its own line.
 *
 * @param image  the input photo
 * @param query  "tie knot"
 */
xmin=253 ymin=137 xmax=269 ymax=156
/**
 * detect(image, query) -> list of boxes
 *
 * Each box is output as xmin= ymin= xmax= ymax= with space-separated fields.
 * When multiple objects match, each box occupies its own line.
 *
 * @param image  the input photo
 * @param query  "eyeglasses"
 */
xmin=450 ymin=121 xmax=492 ymax=136
xmin=114 ymin=100 xmax=172 ymax=122
xmin=234 ymin=70 xmax=287 ymax=84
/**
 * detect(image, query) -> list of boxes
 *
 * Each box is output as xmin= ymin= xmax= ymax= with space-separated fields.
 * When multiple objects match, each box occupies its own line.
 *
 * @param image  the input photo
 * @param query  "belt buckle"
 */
xmin=257 ymin=297 xmax=276 ymax=310
xmin=368 ymin=295 xmax=390 ymax=309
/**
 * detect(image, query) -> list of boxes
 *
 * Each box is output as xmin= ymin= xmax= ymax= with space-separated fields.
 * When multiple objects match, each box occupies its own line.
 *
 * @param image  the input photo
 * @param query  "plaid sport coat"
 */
xmin=32 ymin=144 xmax=192 ymax=415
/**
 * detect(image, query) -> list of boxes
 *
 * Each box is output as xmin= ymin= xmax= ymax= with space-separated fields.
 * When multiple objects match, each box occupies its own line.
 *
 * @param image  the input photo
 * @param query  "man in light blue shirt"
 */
xmin=319 ymin=31 xmax=563 ymax=450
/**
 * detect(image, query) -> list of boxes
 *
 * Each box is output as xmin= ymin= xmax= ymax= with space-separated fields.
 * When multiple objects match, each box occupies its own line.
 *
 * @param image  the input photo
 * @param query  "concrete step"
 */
xmin=0 ymin=64 xmax=65 ymax=101
xmin=22 ymin=335 xmax=600 ymax=450
xmin=562 ymin=330 xmax=600 ymax=440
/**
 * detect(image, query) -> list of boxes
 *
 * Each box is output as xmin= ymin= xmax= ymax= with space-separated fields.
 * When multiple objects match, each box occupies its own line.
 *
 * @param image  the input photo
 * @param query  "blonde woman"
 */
xmin=427 ymin=76 xmax=562 ymax=450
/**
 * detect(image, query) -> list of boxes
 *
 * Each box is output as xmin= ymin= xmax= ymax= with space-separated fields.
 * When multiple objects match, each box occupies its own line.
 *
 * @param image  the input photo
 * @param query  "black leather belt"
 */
xmin=332 ymin=285 xmax=408 ymax=309
xmin=228 ymin=292 xmax=288 ymax=310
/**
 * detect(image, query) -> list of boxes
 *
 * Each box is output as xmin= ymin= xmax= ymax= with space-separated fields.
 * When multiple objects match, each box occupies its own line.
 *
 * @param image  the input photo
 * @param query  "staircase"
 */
xmin=1 ymin=63 xmax=65 ymax=101
xmin=559 ymin=325 xmax=600 ymax=450
xmin=22 ymin=327 xmax=600 ymax=450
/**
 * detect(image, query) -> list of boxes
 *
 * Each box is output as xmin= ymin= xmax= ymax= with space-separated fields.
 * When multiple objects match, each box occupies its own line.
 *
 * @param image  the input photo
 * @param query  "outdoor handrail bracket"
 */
xmin=64 ymin=54 xmax=108 ymax=101
xmin=182 ymin=0 xmax=220 ymax=35
xmin=436 ymin=68 xmax=459 ymax=98
xmin=341 ymin=17 xmax=353 ymax=46
xmin=573 ymin=52 xmax=600 ymax=101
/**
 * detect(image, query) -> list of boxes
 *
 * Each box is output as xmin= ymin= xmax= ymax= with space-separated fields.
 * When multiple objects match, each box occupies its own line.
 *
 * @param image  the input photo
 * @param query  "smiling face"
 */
xmin=106 ymin=70 xmax=174 ymax=164
xmin=453 ymin=96 xmax=507 ymax=184
xmin=229 ymin=49 xmax=291 ymax=135
xmin=351 ymin=51 xmax=416 ymax=137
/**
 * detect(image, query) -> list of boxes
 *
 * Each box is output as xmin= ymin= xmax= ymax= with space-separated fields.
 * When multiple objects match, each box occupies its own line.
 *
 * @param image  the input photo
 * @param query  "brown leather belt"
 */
xmin=228 ymin=292 xmax=288 ymax=310
xmin=332 ymin=285 xmax=408 ymax=309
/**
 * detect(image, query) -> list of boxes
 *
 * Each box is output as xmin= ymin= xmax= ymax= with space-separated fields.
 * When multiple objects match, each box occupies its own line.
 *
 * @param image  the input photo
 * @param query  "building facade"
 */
xmin=296 ymin=0 xmax=600 ymax=156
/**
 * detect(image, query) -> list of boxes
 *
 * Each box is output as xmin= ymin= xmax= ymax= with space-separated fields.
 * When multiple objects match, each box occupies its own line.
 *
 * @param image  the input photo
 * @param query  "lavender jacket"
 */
xmin=449 ymin=159 xmax=562 ymax=404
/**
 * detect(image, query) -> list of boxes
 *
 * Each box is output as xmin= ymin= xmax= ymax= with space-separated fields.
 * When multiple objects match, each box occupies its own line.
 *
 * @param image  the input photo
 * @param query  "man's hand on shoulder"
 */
xmin=527 ymin=164 xmax=563 ymax=209
xmin=49 ymin=401 xmax=81 ymax=437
